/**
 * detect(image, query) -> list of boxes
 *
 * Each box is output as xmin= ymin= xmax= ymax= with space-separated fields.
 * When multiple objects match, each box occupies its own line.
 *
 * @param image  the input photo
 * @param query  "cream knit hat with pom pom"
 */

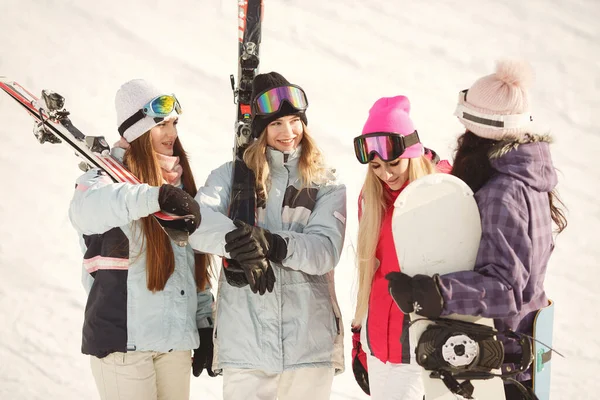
xmin=454 ymin=59 xmax=542 ymax=140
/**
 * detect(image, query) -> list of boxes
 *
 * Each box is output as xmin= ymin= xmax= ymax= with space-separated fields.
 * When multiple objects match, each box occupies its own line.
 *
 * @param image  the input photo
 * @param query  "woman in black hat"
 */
xmin=189 ymin=72 xmax=346 ymax=399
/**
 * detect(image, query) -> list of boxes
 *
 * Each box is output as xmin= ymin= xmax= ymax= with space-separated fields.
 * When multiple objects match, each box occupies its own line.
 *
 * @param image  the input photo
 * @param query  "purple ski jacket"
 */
xmin=437 ymin=134 xmax=557 ymax=378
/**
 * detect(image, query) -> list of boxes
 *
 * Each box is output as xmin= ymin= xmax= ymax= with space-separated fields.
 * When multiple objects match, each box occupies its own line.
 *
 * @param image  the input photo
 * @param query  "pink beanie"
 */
xmin=361 ymin=95 xmax=424 ymax=159
xmin=455 ymin=59 xmax=541 ymax=140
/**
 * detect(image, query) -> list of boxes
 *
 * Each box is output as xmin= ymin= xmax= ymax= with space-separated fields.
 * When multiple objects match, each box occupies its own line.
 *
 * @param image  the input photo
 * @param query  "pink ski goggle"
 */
xmin=353 ymin=131 xmax=421 ymax=164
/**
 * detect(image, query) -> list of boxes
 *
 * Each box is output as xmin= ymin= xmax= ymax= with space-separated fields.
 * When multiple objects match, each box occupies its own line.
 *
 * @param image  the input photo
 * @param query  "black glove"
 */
xmin=222 ymin=259 xmax=275 ymax=295
xmin=244 ymin=258 xmax=276 ymax=296
xmin=222 ymin=259 xmax=249 ymax=288
xmin=225 ymin=220 xmax=287 ymax=264
xmin=385 ymin=272 xmax=444 ymax=318
xmin=192 ymin=328 xmax=216 ymax=377
xmin=158 ymin=184 xmax=201 ymax=234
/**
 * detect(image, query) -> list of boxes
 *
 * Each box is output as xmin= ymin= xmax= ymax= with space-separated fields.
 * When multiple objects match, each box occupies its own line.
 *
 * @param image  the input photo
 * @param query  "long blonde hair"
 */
xmin=243 ymin=122 xmax=329 ymax=201
xmin=124 ymin=132 xmax=213 ymax=292
xmin=353 ymin=155 xmax=436 ymax=325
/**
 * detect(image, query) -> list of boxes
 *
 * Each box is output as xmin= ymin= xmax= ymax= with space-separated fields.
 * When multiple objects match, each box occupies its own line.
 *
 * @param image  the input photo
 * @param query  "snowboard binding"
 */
xmin=413 ymin=317 xmax=538 ymax=399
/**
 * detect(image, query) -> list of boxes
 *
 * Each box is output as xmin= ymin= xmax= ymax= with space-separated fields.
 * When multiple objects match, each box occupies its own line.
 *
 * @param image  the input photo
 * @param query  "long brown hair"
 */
xmin=124 ymin=132 xmax=212 ymax=292
xmin=452 ymin=130 xmax=567 ymax=233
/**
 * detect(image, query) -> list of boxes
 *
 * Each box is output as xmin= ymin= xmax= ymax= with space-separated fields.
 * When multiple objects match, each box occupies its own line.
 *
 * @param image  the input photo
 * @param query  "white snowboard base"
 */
xmin=392 ymin=174 xmax=505 ymax=400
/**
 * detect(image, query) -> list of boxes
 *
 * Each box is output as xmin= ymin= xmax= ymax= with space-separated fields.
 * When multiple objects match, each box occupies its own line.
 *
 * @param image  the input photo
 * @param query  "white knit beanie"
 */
xmin=454 ymin=59 xmax=542 ymax=140
xmin=115 ymin=79 xmax=174 ymax=143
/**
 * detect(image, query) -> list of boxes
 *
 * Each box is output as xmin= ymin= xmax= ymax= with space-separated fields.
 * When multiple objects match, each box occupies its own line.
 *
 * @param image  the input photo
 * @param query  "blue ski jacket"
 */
xmin=69 ymin=167 xmax=214 ymax=358
xmin=189 ymin=146 xmax=346 ymax=374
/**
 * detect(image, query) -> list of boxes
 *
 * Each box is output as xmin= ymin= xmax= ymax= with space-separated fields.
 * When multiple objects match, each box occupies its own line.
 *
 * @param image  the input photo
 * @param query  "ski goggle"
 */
xmin=252 ymin=85 xmax=309 ymax=116
xmin=118 ymin=94 xmax=182 ymax=136
xmin=142 ymin=94 xmax=182 ymax=118
xmin=455 ymin=89 xmax=533 ymax=129
xmin=353 ymin=131 xmax=421 ymax=164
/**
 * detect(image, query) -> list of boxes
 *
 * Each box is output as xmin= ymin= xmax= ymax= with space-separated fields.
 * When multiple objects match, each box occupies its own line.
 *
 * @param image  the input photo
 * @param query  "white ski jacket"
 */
xmin=69 ymin=168 xmax=213 ymax=358
xmin=189 ymin=146 xmax=346 ymax=373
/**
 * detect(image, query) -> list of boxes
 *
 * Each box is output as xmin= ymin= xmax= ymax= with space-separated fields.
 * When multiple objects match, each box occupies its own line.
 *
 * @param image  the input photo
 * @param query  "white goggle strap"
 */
xmin=455 ymin=91 xmax=533 ymax=130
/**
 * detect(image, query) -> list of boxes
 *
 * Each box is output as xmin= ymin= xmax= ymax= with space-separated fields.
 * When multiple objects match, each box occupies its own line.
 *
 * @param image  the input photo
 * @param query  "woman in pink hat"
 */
xmin=350 ymin=95 xmax=450 ymax=399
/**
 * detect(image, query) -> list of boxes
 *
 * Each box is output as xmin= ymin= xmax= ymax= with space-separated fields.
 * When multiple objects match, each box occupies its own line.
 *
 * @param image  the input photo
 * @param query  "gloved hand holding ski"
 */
xmin=386 ymin=272 xmax=444 ymax=319
xmin=223 ymin=220 xmax=280 ymax=295
xmin=225 ymin=219 xmax=287 ymax=263
xmin=158 ymin=184 xmax=201 ymax=234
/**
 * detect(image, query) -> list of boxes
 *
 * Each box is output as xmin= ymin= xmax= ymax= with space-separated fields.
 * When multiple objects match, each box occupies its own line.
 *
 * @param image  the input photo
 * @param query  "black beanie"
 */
xmin=250 ymin=72 xmax=308 ymax=138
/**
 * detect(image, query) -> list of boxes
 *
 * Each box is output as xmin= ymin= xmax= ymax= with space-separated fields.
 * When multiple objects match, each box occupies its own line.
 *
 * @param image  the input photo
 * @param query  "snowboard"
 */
xmin=0 ymin=78 xmax=191 ymax=246
xmin=391 ymin=173 xmax=505 ymax=400
xmin=532 ymin=300 xmax=554 ymax=400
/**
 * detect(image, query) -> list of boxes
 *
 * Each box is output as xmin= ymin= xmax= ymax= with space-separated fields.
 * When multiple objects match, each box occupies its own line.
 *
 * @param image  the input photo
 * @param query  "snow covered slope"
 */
xmin=0 ymin=0 xmax=598 ymax=398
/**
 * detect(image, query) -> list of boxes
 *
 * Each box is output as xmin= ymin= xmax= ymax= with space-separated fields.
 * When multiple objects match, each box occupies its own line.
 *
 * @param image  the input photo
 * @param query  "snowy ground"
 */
xmin=0 ymin=0 xmax=598 ymax=398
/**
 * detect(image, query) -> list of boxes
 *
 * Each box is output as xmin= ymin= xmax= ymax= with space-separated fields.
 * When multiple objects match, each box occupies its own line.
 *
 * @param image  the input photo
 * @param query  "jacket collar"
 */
xmin=488 ymin=134 xmax=557 ymax=192
xmin=266 ymin=145 xmax=302 ymax=171
xmin=489 ymin=133 xmax=552 ymax=160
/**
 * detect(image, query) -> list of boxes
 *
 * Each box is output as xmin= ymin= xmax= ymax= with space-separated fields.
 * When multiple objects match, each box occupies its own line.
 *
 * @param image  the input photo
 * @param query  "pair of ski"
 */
xmin=0 ymin=0 xmax=264 ymax=248
xmin=0 ymin=79 xmax=191 ymax=246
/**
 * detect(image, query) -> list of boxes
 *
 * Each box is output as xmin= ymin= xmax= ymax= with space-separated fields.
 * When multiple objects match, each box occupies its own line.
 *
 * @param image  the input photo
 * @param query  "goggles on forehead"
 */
xmin=252 ymin=85 xmax=309 ymax=116
xmin=118 ymin=94 xmax=182 ymax=136
xmin=455 ymin=89 xmax=533 ymax=129
xmin=353 ymin=131 xmax=421 ymax=164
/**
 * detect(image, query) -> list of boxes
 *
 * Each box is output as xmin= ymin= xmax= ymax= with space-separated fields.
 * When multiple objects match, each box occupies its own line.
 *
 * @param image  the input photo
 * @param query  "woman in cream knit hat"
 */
xmin=387 ymin=60 xmax=567 ymax=399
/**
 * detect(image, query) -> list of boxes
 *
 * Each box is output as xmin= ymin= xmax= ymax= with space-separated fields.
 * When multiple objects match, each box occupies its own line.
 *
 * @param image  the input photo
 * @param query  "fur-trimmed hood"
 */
xmin=488 ymin=134 xmax=557 ymax=192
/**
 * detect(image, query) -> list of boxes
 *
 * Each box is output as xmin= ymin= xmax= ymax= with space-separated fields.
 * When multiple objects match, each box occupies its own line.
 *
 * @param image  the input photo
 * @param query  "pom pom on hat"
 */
xmin=495 ymin=59 xmax=534 ymax=88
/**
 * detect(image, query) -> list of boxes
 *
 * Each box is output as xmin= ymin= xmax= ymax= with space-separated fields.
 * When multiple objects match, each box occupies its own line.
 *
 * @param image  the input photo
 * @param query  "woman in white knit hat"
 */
xmin=386 ymin=60 xmax=568 ymax=399
xmin=69 ymin=79 xmax=216 ymax=400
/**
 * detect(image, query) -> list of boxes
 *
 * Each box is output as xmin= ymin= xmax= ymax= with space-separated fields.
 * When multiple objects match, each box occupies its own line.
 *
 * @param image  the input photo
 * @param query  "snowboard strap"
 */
xmin=435 ymin=372 xmax=475 ymax=399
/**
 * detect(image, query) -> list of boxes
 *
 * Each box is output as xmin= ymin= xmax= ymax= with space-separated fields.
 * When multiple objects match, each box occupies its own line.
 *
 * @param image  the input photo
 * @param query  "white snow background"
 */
xmin=0 ymin=0 xmax=598 ymax=399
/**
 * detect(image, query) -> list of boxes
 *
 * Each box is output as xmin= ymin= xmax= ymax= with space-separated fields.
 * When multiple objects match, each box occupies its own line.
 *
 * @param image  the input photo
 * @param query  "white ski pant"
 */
xmin=90 ymin=350 xmax=192 ymax=400
xmin=222 ymin=367 xmax=335 ymax=400
xmin=367 ymin=354 xmax=424 ymax=400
